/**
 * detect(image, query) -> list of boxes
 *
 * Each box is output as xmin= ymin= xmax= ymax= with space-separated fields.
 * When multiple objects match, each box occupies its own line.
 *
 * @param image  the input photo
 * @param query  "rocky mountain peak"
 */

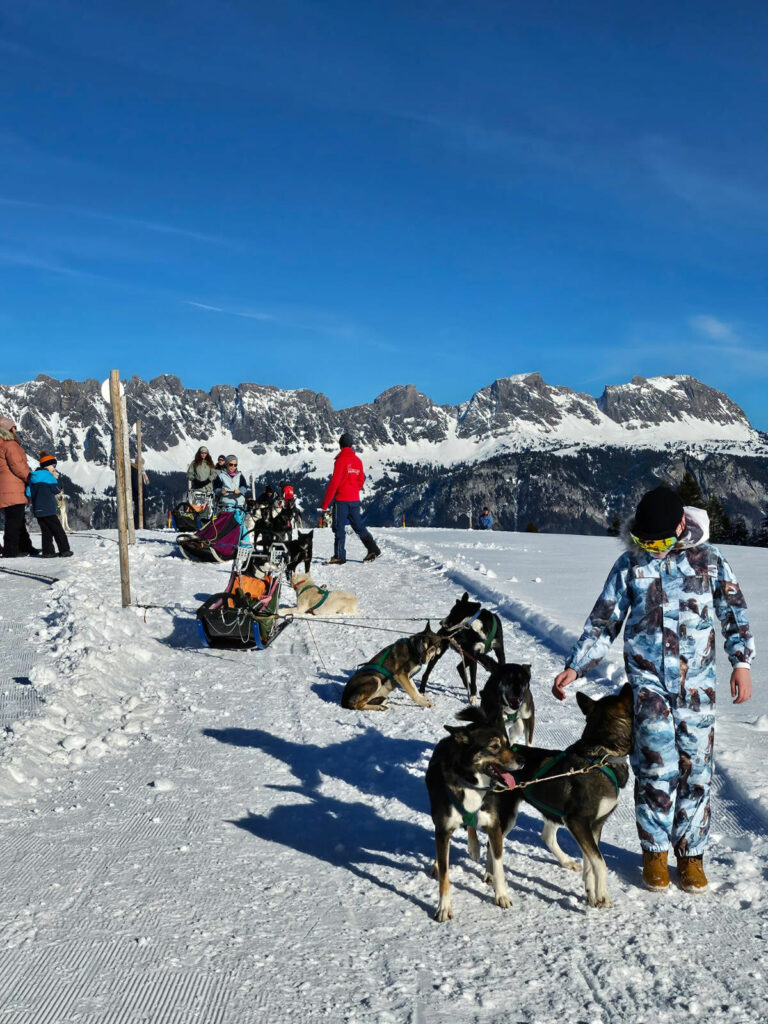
xmin=598 ymin=375 xmax=749 ymax=428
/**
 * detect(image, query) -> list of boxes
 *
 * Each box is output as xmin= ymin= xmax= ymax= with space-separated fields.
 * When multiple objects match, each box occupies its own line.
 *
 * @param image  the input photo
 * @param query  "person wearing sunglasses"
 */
xmin=552 ymin=485 xmax=754 ymax=895
xmin=214 ymin=455 xmax=248 ymax=510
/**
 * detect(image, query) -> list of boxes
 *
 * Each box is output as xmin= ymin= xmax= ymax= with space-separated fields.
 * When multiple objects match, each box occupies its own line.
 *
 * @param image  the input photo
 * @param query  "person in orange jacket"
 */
xmin=318 ymin=432 xmax=381 ymax=565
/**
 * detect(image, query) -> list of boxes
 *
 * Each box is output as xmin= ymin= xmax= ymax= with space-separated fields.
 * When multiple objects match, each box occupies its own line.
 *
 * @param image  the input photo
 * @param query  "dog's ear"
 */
xmin=618 ymin=682 xmax=634 ymax=707
xmin=461 ymin=592 xmax=469 ymax=602
xmin=444 ymin=724 xmax=469 ymax=742
xmin=520 ymin=664 xmax=532 ymax=684
xmin=576 ymin=690 xmax=596 ymax=716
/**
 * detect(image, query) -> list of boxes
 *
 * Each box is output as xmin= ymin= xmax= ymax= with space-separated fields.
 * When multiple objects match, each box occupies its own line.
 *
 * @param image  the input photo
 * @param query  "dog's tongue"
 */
xmin=496 ymin=771 xmax=517 ymax=790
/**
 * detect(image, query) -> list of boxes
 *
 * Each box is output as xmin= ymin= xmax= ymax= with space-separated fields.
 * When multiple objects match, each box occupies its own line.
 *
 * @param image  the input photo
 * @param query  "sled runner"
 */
xmin=196 ymin=542 xmax=291 ymax=649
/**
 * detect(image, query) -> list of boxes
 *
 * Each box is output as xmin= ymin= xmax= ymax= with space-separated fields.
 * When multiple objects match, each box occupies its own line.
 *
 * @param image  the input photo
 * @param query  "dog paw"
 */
xmin=469 ymin=696 xmax=480 ymax=706
xmin=562 ymin=859 xmax=581 ymax=872
xmin=494 ymin=893 xmax=512 ymax=910
xmin=588 ymin=894 xmax=613 ymax=909
xmin=435 ymin=903 xmax=453 ymax=922
xmin=421 ymin=698 xmax=435 ymax=708
xmin=482 ymin=871 xmax=493 ymax=886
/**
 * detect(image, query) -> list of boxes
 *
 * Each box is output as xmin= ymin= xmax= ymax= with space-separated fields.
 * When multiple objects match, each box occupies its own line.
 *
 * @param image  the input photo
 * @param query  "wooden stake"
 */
xmin=136 ymin=419 xmax=144 ymax=529
xmin=120 ymin=393 xmax=135 ymax=545
xmin=109 ymin=370 xmax=132 ymax=607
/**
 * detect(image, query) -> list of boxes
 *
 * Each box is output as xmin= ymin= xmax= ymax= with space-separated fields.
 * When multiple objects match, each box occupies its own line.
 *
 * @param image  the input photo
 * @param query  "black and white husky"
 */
xmin=418 ymin=593 xmax=505 ymax=703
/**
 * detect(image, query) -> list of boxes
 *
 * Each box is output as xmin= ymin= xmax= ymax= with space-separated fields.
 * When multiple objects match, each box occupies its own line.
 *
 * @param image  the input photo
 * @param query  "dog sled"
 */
xmin=171 ymin=489 xmax=215 ymax=534
xmin=196 ymin=538 xmax=292 ymax=650
xmin=177 ymin=507 xmax=241 ymax=562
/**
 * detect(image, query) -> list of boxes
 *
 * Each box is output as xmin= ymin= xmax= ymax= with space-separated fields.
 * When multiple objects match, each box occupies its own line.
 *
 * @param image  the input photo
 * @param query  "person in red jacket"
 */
xmin=318 ymin=432 xmax=381 ymax=565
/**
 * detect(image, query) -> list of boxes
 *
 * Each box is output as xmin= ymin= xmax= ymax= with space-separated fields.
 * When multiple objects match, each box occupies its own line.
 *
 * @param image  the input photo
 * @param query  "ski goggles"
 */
xmin=630 ymin=532 xmax=678 ymax=554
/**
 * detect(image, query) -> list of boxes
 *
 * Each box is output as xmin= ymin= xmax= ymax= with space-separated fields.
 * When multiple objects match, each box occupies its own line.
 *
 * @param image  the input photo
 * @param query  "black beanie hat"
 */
xmin=339 ymin=432 xmax=354 ymax=448
xmin=631 ymin=486 xmax=684 ymax=540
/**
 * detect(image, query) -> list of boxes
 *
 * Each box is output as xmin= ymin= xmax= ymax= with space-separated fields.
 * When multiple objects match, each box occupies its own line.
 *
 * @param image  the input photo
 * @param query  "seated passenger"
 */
xmin=215 ymin=455 xmax=248 ymax=509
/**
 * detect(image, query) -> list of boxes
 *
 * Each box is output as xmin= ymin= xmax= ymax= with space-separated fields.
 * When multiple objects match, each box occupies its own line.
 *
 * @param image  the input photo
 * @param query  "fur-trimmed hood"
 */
xmin=622 ymin=504 xmax=710 ymax=554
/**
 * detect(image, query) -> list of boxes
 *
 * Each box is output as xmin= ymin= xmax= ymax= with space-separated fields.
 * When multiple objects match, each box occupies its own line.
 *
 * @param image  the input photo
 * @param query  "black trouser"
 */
xmin=37 ymin=515 xmax=70 ymax=556
xmin=2 ymin=503 xmax=34 ymax=556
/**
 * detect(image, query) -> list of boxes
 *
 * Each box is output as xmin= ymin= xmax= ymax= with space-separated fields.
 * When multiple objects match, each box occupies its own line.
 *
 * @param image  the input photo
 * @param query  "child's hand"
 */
xmin=552 ymin=667 xmax=578 ymax=700
xmin=730 ymin=667 xmax=753 ymax=704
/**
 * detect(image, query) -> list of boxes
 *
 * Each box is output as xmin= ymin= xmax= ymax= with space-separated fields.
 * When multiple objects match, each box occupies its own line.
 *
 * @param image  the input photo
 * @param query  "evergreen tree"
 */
xmin=752 ymin=511 xmax=768 ymax=547
xmin=606 ymin=514 xmax=620 ymax=537
xmin=728 ymin=516 xmax=750 ymax=546
xmin=524 ymin=521 xmax=539 ymax=533
xmin=706 ymin=495 xmax=732 ymax=544
xmin=677 ymin=471 xmax=705 ymax=507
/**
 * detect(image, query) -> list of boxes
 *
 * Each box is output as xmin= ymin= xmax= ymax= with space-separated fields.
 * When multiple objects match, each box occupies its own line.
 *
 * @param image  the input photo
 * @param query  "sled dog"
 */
xmin=341 ymin=625 xmax=443 ymax=711
xmin=56 ymin=492 xmax=71 ymax=533
xmin=284 ymin=530 xmax=313 ymax=578
xmin=425 ymin=706 xmax=526 ymax=921
xmin=475 ymin=653 xmax=535 ymax=745
xmin=289 ymin=571 xmax=358 ymax=616
xmin=418 ymin=593 xmax=505 ymax=703
xmin=482 ymin=683 xmax=634 ymax=909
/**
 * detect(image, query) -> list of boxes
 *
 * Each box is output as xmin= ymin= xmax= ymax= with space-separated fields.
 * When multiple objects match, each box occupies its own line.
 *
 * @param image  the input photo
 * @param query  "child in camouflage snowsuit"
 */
xmin=553 ymin=486 xmax=754 ymax=893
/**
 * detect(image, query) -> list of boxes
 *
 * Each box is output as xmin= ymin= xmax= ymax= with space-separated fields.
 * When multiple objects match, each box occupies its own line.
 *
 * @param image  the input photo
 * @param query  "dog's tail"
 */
xmin=455 ymin=706 xmax=491 ymax=727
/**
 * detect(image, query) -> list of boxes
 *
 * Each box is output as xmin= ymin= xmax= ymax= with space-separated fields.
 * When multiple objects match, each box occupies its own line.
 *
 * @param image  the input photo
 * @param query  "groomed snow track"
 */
xmin=0 ymin=529 xmax=766 ymax=1024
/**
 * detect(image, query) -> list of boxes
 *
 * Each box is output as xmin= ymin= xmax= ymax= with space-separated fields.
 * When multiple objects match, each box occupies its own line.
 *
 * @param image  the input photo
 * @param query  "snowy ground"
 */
xmin=1 ymin=526 xmax=767 ymax=1024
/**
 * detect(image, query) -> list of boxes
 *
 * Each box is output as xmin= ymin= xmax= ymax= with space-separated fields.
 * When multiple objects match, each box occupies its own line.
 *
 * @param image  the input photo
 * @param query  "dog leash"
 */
xmin=458 ymin=753 xmax=627 ymax=797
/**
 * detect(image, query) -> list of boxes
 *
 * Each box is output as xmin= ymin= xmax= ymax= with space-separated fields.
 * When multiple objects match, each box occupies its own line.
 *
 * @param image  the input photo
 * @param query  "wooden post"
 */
xmin=120 ymin=393 xmax=135 ymax=545
xmin=136 ymin=419 xmax=144 ymax=529
xmin=109 ymin=370 xmax=132 ymax=607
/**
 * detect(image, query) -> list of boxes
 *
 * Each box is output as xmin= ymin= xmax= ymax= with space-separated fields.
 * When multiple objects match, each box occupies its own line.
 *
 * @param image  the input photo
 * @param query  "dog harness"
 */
xmin=445 ymin=785 xmax=481 ymax=829
xmin=455 ymin=614 xmax=498 ymax=655
xmin=295 ymin=582 xmax=331 ymax=615
xmin=355 ymin=644 xmax=396 ymax=681
xmin=507 ymin=747 xmax=623 ymax=824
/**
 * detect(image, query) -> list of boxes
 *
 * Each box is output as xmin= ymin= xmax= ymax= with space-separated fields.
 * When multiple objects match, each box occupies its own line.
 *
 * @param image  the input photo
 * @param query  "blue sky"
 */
xmin=1 ymin=0 xmax=767 ymax=426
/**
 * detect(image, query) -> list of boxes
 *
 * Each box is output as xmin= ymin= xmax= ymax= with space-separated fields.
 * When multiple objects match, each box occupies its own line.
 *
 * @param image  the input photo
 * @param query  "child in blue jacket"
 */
xmin=553 ymin=486 xmax=754 ymax=894
xmin=26 ymin=452 xmax=72 ymax=558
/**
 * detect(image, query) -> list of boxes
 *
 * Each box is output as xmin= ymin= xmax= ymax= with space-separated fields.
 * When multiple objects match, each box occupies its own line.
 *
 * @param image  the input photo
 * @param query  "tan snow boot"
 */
xmin=677 ymin=855 xmax=709 ymax=893
xmin=642 ymin=850 xmax=670 ymax=891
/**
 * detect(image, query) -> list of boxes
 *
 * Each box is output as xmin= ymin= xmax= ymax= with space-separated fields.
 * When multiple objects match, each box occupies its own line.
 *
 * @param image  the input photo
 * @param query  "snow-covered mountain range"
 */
xmin=1 ymin=372 xmax=766 ymax=531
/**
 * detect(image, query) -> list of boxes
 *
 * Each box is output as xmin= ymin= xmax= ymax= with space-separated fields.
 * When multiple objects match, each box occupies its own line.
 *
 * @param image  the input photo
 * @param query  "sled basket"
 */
xmin=196 ymin=573 xmax=290 ymax=650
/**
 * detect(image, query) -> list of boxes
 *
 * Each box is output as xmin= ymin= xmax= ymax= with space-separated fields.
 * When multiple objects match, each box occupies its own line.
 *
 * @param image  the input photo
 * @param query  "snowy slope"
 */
xmin=0 ymin=528 xmax=766 ymax=1023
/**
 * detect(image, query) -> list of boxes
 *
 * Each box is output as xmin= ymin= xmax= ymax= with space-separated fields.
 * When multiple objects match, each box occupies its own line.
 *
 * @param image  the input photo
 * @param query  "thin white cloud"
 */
xmin=698 ymin=342 xmax=768 ymax=370
xmin=689 ymin=315 xmax=736 ymax=342
xmin=186 ymin=299 xmax=400 ymax=352
xmin=186 ymin=301 xmax=276 ymax=322
xmin=641 ymin=137 xmax=768 ymax=221
xmin=0 ymin=196 xmax=231 ymax=247
xmin=0 ymin=247 xmax=89 ymax=278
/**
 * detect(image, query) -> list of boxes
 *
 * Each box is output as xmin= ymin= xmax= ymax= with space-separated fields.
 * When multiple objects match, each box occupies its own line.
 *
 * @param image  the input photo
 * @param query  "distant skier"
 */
xmin=478 ymin=507 xmax=494 ymax=530
xmin=318 ymin=433 xmax=380 ymax=565
xmin=553 ymin=486 xmax=754 ymax=894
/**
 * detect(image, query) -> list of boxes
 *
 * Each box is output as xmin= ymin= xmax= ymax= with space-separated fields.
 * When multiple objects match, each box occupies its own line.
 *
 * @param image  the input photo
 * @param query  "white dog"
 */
xmin=56 ymin=492 xmax=71 ymax=533
xmin=288 ymin=572 xmax=358 ymax=616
